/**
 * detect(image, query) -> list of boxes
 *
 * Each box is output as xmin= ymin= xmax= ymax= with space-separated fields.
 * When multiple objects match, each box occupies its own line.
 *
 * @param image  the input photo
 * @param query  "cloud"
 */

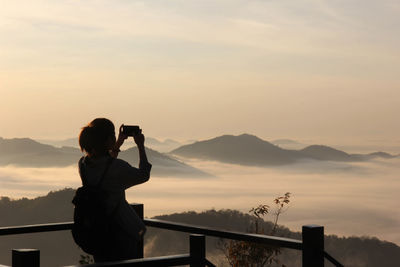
xmin=2 ymin=0 xmax=399 ymax=53
xmin=0 ymin=157 xmax=399 ymax=244
xmin=1 ymin=0 xmax=398 ymax=82
xmin=1 ymin=0 xmax=399 ymax=144
xmin=0 ymin=166 xmax=79 ymax=198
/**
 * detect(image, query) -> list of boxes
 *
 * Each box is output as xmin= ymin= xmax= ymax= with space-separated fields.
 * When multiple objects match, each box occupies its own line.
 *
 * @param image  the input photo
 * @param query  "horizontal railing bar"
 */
xmin=0 ymin=222 xmax=73 ymax=236
xmin=324 ymin=251 xmax=344 ymax=267
xmin=0 ymin=221 xmax=343 ymax=265
xmin=144 ymin=219 xmax=303 ymax=250
xmin=0 ymin=220 xmax=302 ymax=250
xmin=205 ymin=259 xmax=217 ymax=267
xmin=0 ymin=219 xmax=343 ymax=267
xmin=64 ymin=254 xmax=191 ymax=267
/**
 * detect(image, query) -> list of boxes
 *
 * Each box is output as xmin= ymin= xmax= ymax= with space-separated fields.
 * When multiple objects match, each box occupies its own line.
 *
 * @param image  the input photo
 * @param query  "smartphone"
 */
xmin=122 ymin=125 xmax=142 ymax=136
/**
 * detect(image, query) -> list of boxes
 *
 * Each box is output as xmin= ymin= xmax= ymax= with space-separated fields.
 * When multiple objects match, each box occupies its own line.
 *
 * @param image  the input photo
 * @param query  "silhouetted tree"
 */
xmin=219 ymin=192 xmax=291 ymax=267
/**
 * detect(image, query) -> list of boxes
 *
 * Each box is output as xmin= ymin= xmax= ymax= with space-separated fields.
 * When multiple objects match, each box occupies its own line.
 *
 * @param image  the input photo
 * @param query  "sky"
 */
xmin=1 ymin=0 xmax=399 ymax=146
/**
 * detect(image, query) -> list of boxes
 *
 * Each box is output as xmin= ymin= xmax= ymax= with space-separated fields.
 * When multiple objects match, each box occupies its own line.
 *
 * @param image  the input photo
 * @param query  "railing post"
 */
xmin=190 ymin=234 xmax=205 ymax=267
xmin=12 ymin=249 xmax=40 ymax=267
xmin=131 ymin=203 xmax=144 ymax=259
xmin=302 ymin=225 xmax=324 ymax=267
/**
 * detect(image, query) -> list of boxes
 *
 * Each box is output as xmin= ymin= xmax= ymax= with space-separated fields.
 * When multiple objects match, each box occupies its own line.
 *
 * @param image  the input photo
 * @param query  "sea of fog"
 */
xmin=1 ymin=158 xmax=399 ymax=246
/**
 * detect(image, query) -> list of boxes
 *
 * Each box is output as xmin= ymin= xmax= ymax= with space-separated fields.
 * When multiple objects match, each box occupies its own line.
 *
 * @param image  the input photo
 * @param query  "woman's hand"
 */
xmin=109 ymin=125 xmax=129 ymax=158
xmin=134 ymin=133 xmax=145 ymax=148
xmin=116 ymin=124 xmax=129 ymax=148
xmin=134 ymin=132 xmax=148 ymax=164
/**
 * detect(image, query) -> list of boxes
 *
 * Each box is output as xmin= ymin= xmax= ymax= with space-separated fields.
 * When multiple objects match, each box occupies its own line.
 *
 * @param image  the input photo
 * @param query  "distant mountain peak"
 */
xmin=367 ymin=151 xmax=396 ymax=159
xmin=209 ymin=133 xmax=273 ymax=144
xmin=171 ymin=133 xmax=293 ymax=166
xmin=299 ymin=145 xmax=352 ymax=161
xmin=0 ymin=137 xmax=56 ymax=151
xmin=172 ymin=134 xmax=396 ymax=166
xmin=237 ymin=133 xmax=262 ymax=139
xmin=301 ymin=144 xmax=349 ymax=154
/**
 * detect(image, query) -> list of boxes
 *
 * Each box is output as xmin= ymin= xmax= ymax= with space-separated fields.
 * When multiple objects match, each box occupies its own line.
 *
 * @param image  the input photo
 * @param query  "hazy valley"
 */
xmin=1 ymin=134 xmax=400 ymax=266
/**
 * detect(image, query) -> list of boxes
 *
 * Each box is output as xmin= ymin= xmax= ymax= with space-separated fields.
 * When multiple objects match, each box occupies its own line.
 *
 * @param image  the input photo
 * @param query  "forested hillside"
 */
xmin=0 ymin=189 xmax=399 ymax=266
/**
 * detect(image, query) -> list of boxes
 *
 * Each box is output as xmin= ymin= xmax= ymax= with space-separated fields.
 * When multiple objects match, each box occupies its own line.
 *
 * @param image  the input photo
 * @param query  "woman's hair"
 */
xmin=79 ymin=118 xmax=115 ymax=156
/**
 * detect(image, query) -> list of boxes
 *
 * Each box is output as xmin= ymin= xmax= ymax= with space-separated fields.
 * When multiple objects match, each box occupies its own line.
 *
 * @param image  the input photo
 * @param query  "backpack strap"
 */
xmin=79 ymin=156 xmax=114 ymax=187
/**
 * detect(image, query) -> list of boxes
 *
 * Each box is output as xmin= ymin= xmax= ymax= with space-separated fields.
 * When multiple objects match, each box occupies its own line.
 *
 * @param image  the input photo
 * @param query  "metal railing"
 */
xmin=0 ymin=204 xmax=343 ymax=267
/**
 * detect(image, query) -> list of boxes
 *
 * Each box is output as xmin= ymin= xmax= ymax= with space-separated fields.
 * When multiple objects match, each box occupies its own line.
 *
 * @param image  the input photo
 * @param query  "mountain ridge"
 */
xmin=171 ymin=134 xmax=398 ymax=166
xmin=37 ymin=136 xmax=183 ymax=152
xmin=0 ymin=137 xmax=209 ymax=177
xmin=1 ymin=135 xmax=397 ymax=170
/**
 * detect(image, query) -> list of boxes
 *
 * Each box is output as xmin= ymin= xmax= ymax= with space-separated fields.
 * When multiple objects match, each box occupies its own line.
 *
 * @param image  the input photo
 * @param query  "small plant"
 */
xmin=220 ymin=192 xmax=291 ymax=267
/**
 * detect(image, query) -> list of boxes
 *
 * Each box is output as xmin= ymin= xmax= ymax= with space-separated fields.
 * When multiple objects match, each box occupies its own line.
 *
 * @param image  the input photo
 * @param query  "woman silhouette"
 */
xmin=78 ymin=118 xmax=151 ymax=262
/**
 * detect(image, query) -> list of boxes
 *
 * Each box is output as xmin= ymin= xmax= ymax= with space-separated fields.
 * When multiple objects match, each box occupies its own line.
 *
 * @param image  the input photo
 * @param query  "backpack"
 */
xmin=71 ymin=156 xmax=115 ymax=255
